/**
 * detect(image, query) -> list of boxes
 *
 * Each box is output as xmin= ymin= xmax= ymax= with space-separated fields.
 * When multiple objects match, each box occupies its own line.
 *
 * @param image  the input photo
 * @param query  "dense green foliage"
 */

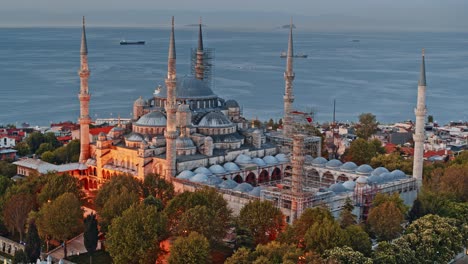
xmin=2 ymin=193 xmax=34 ymax=241
xmin=168 ymin=232 xmax=210 ymax=264
xmin=37 ymin=172 xmax=84 ymax=205
xmin=0 ymin=160 xmax=17 ymax=177
xmin=142 ymin=173 xmax=174 ymax=206
xmin=84 ymin=213 xmax=99 ymax=264
xmin=323 ymin=246 xmax=373 ymax=264
xmin=343 ymin=138 xmax=385 ymax=165
xmin=355 ymin=113 xmax=379 ymax=140
xmin=24 ymin=222 xmax=41 ymax=263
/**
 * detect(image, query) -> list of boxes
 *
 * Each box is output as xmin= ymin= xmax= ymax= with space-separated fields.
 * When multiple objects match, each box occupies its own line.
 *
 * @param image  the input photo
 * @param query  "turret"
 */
xmin=78 ymin=16 xmax=92 ymax=163
xmin=413 ymin=49 xmax=427 ymax=188
xmin=283 ymin=19 xmax=295 ymax=137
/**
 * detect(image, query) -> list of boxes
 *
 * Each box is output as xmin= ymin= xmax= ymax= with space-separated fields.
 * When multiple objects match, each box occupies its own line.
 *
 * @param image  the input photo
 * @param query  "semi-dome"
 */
xmin=233 ymin=182 xmax=254 ymax=193
xmin=154 ymin=76 xmax=216 ymax=99
xmin=381 ymin=172 xmax=395 ymax=182
xmin=223 ymin=162 xmax=240 ymax=172
xmin=312 ymin=157 xmax=328 ymax=166
xmin=126 ymin=132 xmax=144 ymax=142
xmin=356 ymin=176 xmax=368 ymax=184
xmin=356 ymin=164 xmax=373 ymax=175
xmin=391 ymin=170 xmax=406 ymax=179
xmin=225 ymin=99 xmax=239 ymax=108
xmin=207 ymin=176 xmax=223 ymax=186
xmin=329 ymin=183 xmax=348 ymax=193
xmin=190 ymin=173 xmax=209 ymax=183
xmin=342 ymin=180 xmax=356 ymax=190
xmin=135 ymin=111 xmax=167 ymax=127
xmin=275 ymin=153 xmax=289 ymax=162
xmin=219 ymin=179 xmax=238 ymax=189
xmin=235 ymin=154 xmax=252 ymax=164
xmin=249 ymin=186 xmax=261 ymax=197
xmin=263 ymin=155 xmax=279 ymax=165
xmin=368 ymin=174 xmax=383 ymax=185
xmin=194 ymin=167 xmax=213 ymax=175
xmin=209 ymin=164 xmax=226 ymax=174
xmin=340 ymin=162 xmax=358 ymax=172
xmin=134 ymin=96 xmax=146 ymax=106
xmin=176 ymin=137 xmax=195 ymax=149
xmin=177 ymin=170 xmax=195 ymax=180
xmin=305 ymin=155 xmax=314 ymax=163
xmin=371 ymin=167 xmax=389 ymax=176
xmin=326 ymin=159 xmax=343 ymax=168
xmin=197 ymin=111 xmax=232 ymax=127
xmin=252 ymin=158 xmax=267 ymax=166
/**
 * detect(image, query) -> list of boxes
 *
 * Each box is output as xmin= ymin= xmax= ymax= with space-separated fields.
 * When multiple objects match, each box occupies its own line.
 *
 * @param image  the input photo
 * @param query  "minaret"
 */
xmin=78 ymin=16 xmax=92 ymax=163
xmin=412 ymin=49 xmax=427 ymax=188
xmin=195 ymin=18 xmax=205 ymax=80
xmin=165 ymin=17 xmax=179 ymax=179
xmin=283 ymin=19 xmax=295 ymax=137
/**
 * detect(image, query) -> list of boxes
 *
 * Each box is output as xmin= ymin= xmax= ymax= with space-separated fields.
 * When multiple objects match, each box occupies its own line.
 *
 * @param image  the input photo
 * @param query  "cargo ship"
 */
xmin=120 ymin=40 xmax=145 ymax=45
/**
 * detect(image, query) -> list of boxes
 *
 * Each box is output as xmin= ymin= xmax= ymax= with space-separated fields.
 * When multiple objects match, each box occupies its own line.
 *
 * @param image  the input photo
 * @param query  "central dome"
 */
xmin=154 ymin=76 xmax=216 ymax=99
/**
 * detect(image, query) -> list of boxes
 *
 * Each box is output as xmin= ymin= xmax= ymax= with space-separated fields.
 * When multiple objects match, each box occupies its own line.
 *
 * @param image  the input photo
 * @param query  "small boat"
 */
xmin=120 ymin=40 xmax=145 ymax=45
xmin=351 ymin=39 xmax=360 ymax=42
xmin=280 ymin=52 xmax=308 ymax=58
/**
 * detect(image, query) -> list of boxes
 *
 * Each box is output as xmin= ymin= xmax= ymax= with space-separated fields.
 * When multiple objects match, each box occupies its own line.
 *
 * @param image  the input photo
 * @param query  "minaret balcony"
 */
xmin=413 ymin=134 xmax=425 ymax=142
xmin=414 ymin=108 xmax=427 ymax=116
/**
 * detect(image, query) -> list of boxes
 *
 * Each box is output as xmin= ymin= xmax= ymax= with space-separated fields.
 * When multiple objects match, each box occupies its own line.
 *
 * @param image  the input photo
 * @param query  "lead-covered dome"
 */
xmin=223 ymin=162 xmax=240 ymax=172
xmin=177 ymin=170 xmax=195 ymax=180
xmin=135 ymin=111 xmax=167 ymax=127
xmin=233 ymin=183 xmax=254 ymax=193
xmin=176 ymin=137 xmax=195 ymax=149
xmin=235 ymin=154 xmax=252 ymax=164
xmin=190 ymin=173 xmax=209 ymax=183
xmin=371 ymin=167 xmax=389 ymax=177
xmin=263 ymin=155 xmax=279 ymax=165
xmin=340 ymin=162 xmax=358 ymax=172
xmin=225 ymin=99 xmax=239 ymax=108
xmin=252 ymin=158 xmax=267 ymax=166
xmin=326 ymin=159 xmax=343 ymax=168
xmin=312 ymin=157 xmax=328 ymax=166
xmin=343 ymin=180 xmax=356 ymax=190
xmin=356 ymin=164 xmax=373 ymax=175
xmin=391 ymin=170 xmax=406 ymax=179
xmin=155 ymin=76 xmax=216 ymax=99
xmin=329 ymin=183 xmax=348 ymax=193
xmin=126 ymin=132 xmax=144 ymax=142
xmin=275 ymin=153 xmax=289 ymax=163
xmin=209 ymin=164 xmax=226 ymax=174
xmin=194 ymin=167 xmax=213 ymax=175
xmin=219 ymin=179 xmax=238 ymax=189
xmin=197 ymin=112 xmax=232 ymax=127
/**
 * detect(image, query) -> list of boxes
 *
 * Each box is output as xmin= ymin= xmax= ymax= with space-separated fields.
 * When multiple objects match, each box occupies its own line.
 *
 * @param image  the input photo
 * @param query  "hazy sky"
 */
xmin=1 ymin=0 xmax=467 ymax=31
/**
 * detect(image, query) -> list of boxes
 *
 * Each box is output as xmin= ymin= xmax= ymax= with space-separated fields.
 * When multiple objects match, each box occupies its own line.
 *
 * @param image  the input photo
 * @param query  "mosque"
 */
xmin=73 ymin=16 xmax=425 ymax=223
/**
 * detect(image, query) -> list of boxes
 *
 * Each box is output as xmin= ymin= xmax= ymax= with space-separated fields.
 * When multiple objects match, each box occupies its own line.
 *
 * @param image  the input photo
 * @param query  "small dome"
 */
xmin=225 ymin=99 xmax=240 ymax=108
xmin=177 ymin=170 xmax=195 ymax=180
xmin=198 ymin=112 xmax=232 ymax=127
xmin=356 ymin=164 xmax=373 ymax=175
xmin=252 ymin=158 xmax=267 ymax=166
xmin=381 ymin=172 xmax=395 ymax=182
xmin=209 ymin=164 xmax=226 ymax=174
xmin=368 ymin=174 xmax=383 ymax=185
xmin=326 ymin=159 xmax=343 ymax=168
xmin=190 ymin=173 xmax=209 ymax=183
xmin=233 ymin=182 xmax=254 ymax=193
xmin=371 ymin=167 xmax=389 ymax=176
xmin=207 ymin=176 xmax=223 ymax=186
xmin=176 ymin=137 xmax=195 ymax=149
xmin=342 ymin=180 xmax=356 ymax=190
xmin=126 ymin=132 xmax=144 ymax=142
xmin=249 ymin=186 xmax=261 ymax=197
xmin=356 ymin=176 xmax=368 ymax=184
xmin=263 ymin=155 xmax=279 ymax=165
xmin=194 ymin=167 xmax=213 ymax=175
xmin=275 ymin=153 xmax=289 ymax=162
xmin=135 ymin=111 xmax=167 ymax=127
xmin=223 ymin=162 xmax=240 ymax=172
xmin=340 ymin=162 xmax=358 ymax=172
xmin=329 ymin=183 xmax=348 ymax=193
xmin=391 ymin=170 xmax=406 ymax=179
xmin=305 ymin=155 xmax=314 ymax=163
xmin=235 ymin=154 xmax=252 ymax=164
xmin=134 ymin=96 xmax=146 ymax=106
xmin=312 ymin=157 xmax=328 ymax=166
xmin=219 ymin=179 xmax=238 ymax=189
xmin=177 ymin=104 xmax=191 ymax=112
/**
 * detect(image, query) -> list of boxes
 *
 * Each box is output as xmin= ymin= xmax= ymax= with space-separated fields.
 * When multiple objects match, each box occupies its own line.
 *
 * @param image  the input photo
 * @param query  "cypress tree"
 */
xmin=84 ymin=213 xmax=99 ymax=264
xmin=25 ymin=222 xmax=41 ymax=263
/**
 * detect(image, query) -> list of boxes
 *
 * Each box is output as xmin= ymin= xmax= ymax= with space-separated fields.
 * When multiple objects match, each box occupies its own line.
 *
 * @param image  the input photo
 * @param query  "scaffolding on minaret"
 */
xmin=190 ymin=48 xmax=215 ymax=89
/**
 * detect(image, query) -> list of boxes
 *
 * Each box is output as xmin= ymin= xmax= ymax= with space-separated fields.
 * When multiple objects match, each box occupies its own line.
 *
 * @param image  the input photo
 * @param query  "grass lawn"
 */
xmin=67 ymin=250 xmax=112 ymax=264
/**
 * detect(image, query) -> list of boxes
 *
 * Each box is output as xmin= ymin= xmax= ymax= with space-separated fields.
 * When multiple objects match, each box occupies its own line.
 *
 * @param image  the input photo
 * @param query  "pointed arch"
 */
xmin=322 ymin=171 xmax=335 ymax=187
xmin=233 ymin=174 xmax=243 ymax=183
xmin=258 ymin=170 xmax=269 ymax=184
xmin=245 ymin=172 xmax=256 ymax=186
xmin=337 ymin=174 xmax=348 ymax=182
xmin=271 ymin=167 xmax=281 ymax=181
xmin=305 ymin=168 xmax=321 ymax=188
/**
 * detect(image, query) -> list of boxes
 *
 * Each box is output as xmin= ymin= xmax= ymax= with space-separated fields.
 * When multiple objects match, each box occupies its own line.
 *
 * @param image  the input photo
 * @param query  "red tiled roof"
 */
xmin=89 ymin=126 xmax=113 ymax=136
xmin=57 ymin=136 xmax=72 ymax=142
xmin=424 ymin=149 xmax=451 ymax=158
xmin=384 ymin=143 xmax=397 ymax=153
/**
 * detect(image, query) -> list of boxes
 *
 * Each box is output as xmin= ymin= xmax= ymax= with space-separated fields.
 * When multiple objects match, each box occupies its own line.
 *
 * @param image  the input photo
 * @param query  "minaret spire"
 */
xmin=413 ymin=49 xmax=427 ymax=188
xmin=78 ymin=16 xmax=91 ymax=163
xmin=195 ymin=17 xmax=205 ymax=80
xmin=283 ymin=18 xmax=295 ymax=137
xmin=165 ymin=16 xmax=179 ymax=180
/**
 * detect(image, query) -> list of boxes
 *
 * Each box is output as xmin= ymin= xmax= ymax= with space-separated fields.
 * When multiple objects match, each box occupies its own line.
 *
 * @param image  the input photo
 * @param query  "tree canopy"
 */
xmin=168 ymin=232 xmax=210 ymax=264
xmin=343 ymin=138 xmax=385 ymax=165
xmin=367 ymin=200 xmax=404 ymax=241
xmin=355 ymin=113 xmax=378 ymax=140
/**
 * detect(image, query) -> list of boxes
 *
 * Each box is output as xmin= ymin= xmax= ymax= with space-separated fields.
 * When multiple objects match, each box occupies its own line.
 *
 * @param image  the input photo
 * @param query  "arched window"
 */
xmin=245 ymin=172 xmax=256 ymax=186
xmin=233 ymin=174 xmax=243 ymax=183
xmin=322 ymin=171 xmax=335 ymax=187
xmin=305 ymin=169 xmax=321 ymax=188
xmin=271 ymin=167 xmax=281 ymax=181
xmin=258 ymin=170 xmax=269 ymax=184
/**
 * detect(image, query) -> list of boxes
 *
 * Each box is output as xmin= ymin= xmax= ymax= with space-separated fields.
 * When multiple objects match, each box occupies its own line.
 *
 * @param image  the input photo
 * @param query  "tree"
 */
xmin=367 ymin=201 xmax=404 ymax=241
xmin=0 ymin=175 xmax=13 ymax=196
xmin=402 ymin=214 xmax=465 ymax=264
xmin=323 ymin=246 xmax=373 ymax=264
xmin=427 ymin=115 xmax=434 ymax=123
xmin=344 ymin=138 xmax=385 ymax=165
xmin=25 ymin=132 xmax=45 ymax=154
xmin=225 ymin=247 xmax=254 ymax=264
xmin=238 ymin=200 xmax=284 ymax=245
xmin=14 ymin=141 xmax=30 ymax=156
xmin=36 ymin=143 xmax=54 ymax=155
xmin=304 ymin=217 xmax=349 ymax=254
xmin=142 ymin=173 xmax=174 ymax=206
xmin=168 ymin=232 xmax=210 ymax=264
xmin=345 ymin=225 xmax=372 ymax=256
xmin=373 ymin=239 xmax=417 ymax=264
xmin=356 ymin=113 xmax=378 ymax=140
xmin=143 ymin=195 xmax=163 ymax=211
xmin=98 ymin=187 xmax=139 ymax=232
xmin=35 ymin=193 xmax=83 ymax=258
xmin=94 ymin=174 xmax=142 ymax=210
xmin=370 ymin=153 xmax=413 ymax=175
xmin=339 ymin=198 xmax=356 ymax=228
xmin=254 ymin=241 xmax=303 ymax=264
xmin=84 ymin=213 xmax=99 ymax=264
xmin=107 ymin=203 xmax=167 ymax=264
xmin=372 ymin=192 xmax=408 ymax=215
xmin=3 ymin=193 xmax=35 ymax=241
xmin=438 ymin=164 xmax=468 ymax=202
xmin=44 ymin=132 xmax=61 ymax=149
xmin=13 ymin=249 xmax=29 ymax=264
xmin=40 ymin=150 xmax=56 ymax=163
xmin=0 ymin=160 xmax=18 ymax=177
xmin=37 ymin=172 xmax=84 ymax=205
xmin=408 ymin=197 xmax=424 ymax=222
xmin=178 ymin=205 xmax=226 ymax=243
xmin=24 ymin=221 xmax=41 ymax=263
